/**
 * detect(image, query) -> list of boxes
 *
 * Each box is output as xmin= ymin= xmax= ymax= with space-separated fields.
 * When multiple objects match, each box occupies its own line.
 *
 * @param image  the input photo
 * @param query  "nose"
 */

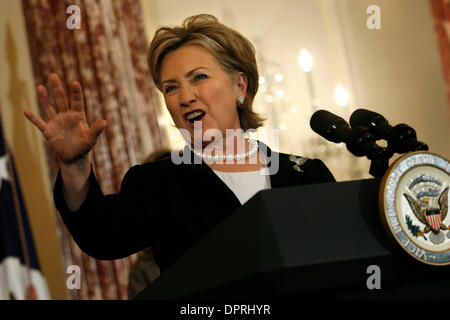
xmin=179 ymin=83 xmax=196 ymax=107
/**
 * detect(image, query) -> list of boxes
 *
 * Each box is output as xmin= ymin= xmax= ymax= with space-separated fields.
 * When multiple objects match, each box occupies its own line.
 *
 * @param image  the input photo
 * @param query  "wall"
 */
xmin=339 ymin=0 xmax=449 ymax=159
xmin=0 ymin=0 xmax=67 ymax=299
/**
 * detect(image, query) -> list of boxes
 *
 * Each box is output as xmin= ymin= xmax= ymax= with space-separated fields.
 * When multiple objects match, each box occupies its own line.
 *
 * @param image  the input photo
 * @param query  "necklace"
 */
xmin=187 ymin=139 xmax=259 ymax=161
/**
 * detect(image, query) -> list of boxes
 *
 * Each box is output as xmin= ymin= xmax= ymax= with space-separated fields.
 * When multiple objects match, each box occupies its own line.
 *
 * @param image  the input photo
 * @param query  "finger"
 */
xmin=36 ymin=85 xmax=57 ymax=120
xmin=23 ymin=109 xmax=47 ymax=132
xmin=70 ymin=81 xmax=85 ymax=113
xmin=49 ymin=73 xmax=69 ymax=112
xmin=89 ymin=119 xmax=108 ymax=141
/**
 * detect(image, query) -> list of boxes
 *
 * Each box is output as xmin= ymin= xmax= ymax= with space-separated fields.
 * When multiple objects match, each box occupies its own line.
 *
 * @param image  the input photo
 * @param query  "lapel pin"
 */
xmin=289 ymin=154 xmax=309 ymax=172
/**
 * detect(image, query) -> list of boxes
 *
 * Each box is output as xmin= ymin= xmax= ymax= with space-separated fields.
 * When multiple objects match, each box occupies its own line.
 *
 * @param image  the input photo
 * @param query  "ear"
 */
xmin=235 ymin=72 xmax=248 ymax=100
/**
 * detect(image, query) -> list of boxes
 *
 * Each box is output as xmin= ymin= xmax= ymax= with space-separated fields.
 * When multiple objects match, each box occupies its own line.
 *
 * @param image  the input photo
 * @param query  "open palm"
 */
xmin=24 ymin=73 xmax=107 ymax=163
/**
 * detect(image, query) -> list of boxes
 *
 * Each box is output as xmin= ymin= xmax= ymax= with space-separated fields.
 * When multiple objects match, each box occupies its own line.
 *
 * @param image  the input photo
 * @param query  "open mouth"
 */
xmin=185 ymin=110 xmax=206 ymax=123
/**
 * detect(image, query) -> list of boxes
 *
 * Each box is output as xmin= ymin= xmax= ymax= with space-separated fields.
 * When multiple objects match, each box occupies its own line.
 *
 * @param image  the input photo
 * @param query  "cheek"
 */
xmin=164 ymin=97 xmax=179 ymax=117
xmin=203 ymin=86 xmax=235 ymax=114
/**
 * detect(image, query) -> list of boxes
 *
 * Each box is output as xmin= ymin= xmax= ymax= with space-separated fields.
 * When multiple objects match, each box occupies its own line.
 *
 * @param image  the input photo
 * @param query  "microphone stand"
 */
xmin=345 ymin=126 xmax=391 ymax=178
xmin=367 ymin=147 xmax=392 ymax=178
xmin=349 ymin=109 xmax=429 ymax=177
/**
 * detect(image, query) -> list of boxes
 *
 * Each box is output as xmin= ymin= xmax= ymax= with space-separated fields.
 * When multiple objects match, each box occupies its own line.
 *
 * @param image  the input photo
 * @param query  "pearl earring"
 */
xmin=238 ymin=96 xmax=244 ymax=105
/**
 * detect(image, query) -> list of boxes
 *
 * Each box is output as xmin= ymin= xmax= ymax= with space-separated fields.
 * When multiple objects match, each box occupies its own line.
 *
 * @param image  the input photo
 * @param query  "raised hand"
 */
xmin=23 ymin=73 xmax=107 ymax=164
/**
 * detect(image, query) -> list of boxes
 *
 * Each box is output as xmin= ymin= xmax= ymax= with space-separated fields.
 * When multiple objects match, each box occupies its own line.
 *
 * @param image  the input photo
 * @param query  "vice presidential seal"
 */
xmin=379 ymin=151 xmax=450 ymax=266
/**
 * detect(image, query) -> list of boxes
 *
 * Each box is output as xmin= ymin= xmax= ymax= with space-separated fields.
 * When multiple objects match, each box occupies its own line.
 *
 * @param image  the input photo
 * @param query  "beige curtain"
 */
xmin=22 ymin=0 xmax=169 ymax=299
xmin=429 ymin=0 xmax=450 ymax=117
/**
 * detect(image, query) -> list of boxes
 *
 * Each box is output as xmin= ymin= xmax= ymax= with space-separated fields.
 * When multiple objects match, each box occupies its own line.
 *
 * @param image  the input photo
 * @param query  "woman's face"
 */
xmin=160 ymin=43 xmax=247 ymax=145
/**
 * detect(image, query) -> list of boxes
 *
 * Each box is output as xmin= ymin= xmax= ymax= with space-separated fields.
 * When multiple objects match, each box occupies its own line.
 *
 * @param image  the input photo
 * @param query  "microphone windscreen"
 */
xmin=310 ymin=110 xmax=347 ymax=143
xmin=349 ymin=109 xmax=381 ymax=128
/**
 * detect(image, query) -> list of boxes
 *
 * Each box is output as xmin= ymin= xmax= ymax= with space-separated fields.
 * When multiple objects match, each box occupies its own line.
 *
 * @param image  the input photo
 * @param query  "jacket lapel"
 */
xmin=258 ymin=141 xmax=292 ymax=188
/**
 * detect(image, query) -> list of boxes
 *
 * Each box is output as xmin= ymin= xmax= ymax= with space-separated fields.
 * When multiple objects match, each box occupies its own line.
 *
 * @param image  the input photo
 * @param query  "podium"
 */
xmin=134 ymin=179 xmax=449 ymax=300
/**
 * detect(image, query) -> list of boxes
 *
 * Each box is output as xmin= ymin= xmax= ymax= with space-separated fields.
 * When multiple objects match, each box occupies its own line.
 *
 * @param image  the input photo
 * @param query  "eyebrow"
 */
xmin=162 ymin=67 xmax=208 ymax=84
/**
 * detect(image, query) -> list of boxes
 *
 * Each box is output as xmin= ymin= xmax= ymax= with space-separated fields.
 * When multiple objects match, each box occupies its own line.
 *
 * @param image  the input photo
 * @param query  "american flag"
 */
xmin=0 ymin=117 xmax=50 ymax=300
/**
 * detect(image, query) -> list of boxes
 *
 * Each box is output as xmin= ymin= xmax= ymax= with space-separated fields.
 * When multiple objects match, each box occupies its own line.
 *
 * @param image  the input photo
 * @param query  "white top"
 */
xmin=212 ymin=167 xmax=272 ymax=205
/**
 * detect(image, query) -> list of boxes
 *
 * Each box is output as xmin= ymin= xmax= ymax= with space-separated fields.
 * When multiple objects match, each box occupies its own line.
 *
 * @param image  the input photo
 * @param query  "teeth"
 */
xmin=186 ymin=111 xmax=204 ymax=120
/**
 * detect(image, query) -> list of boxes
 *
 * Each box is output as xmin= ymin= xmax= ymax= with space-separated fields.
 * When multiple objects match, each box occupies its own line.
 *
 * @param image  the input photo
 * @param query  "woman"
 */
xmin=23 ymin=14 xmax=335 ymax=274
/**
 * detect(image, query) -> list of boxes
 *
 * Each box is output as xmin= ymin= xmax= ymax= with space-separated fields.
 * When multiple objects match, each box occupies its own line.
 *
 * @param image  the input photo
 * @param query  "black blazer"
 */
xmin=54 ymin=142 xmax=335 ymax=272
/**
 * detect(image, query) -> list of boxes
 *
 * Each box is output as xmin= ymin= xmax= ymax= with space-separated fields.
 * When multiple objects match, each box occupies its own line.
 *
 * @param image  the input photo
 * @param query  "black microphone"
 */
xmin=349 ymin=109 xmax=428 ymax=153
xmin=310 ymin=110 xmax=384 ymax=158
xmin=310 ymin=110 xmax=351 ymax=143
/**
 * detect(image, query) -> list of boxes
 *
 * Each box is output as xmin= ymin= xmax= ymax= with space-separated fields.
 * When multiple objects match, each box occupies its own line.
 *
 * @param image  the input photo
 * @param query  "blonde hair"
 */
xmin=147 ymin=14 xmax=265 ymax=130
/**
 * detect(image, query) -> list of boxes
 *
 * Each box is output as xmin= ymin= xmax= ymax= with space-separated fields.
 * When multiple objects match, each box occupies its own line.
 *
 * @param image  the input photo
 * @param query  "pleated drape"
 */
xmin=22 ymin=0 xmax=169 ymax=299
xmin=429 ymin=0 xmax=450 ymax=115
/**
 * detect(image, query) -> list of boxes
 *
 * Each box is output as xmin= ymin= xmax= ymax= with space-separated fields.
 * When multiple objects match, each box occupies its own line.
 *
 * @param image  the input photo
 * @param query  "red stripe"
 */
xmin=427 ymin=214 xmax=441 ymax=231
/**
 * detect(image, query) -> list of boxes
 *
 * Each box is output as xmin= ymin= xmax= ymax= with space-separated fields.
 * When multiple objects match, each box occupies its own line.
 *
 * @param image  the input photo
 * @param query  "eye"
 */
xmin=165 ymin=85 xmax=177 ymax=93
xmin=194 ymin=74 xmax=208 ymax=81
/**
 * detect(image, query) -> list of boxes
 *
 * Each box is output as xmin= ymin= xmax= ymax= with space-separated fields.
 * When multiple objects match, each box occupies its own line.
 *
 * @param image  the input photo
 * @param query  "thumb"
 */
xmin=89 ymin=119 xmax=107 ymax=140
